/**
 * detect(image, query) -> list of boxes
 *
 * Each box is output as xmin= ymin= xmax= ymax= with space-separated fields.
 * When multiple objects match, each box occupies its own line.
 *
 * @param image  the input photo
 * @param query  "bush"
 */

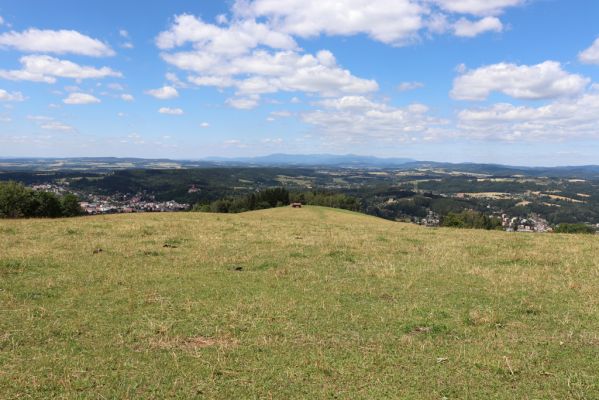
xmin=0 ymin=181 xmax=35 ymax=218
xmin=194 ymin=188 xmax=290 ymax=214
xmin=61 ymin=193 xmax=84 ymax=217
xmin=553 ymin=223 xmax=595 ymax=234
xmin=0 ymin=181 xmax=83 ymax=218
xmin=441 ymin=211 xmax=502 ymax=230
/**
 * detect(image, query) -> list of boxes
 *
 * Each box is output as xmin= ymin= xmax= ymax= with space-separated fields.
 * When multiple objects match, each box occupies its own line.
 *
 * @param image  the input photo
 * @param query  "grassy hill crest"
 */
xmin=1 ymin=206 xmax=598 ymax=398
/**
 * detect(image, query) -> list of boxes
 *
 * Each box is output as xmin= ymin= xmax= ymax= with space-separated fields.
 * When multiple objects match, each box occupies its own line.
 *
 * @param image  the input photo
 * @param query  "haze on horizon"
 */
xmin=0 ymin=0 xmax=598 ymax=167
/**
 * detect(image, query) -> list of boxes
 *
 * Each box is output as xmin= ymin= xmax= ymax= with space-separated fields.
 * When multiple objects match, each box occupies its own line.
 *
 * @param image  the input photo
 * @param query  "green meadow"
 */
xmin=1 ymin=206 xmax=598 ymax=399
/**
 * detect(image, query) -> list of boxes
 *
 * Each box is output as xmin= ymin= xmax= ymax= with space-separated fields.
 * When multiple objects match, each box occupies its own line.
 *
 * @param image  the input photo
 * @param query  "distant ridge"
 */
xmin=1 ymin=155 xmax=599 ymax=178
xmin=203 ymin=153 xmax=416 ymax=167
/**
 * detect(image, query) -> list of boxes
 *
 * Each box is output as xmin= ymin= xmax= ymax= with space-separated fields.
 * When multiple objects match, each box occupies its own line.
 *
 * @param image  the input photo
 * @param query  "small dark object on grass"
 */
xmin=232 ymin=266 xmax=244 ymax=271
xmin=412 ymin=326 xmax=431 ymax=334
xmin=93 ymin=248 xmax=103 ymax=254
xmin=163 ymin=243 xmax=178 ymax=248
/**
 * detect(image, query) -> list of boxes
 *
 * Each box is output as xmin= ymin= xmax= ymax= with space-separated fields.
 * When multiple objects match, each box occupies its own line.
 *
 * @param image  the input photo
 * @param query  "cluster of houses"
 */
xmin=29 ymin=183 xmax=189 ymax=215
xmin=418 ymin=210 xmax=553 ymax=233
xmin=501 ymin=214 xmax=553 ymax=233
xmin=79 ymin=199 xmax=189 ymax=214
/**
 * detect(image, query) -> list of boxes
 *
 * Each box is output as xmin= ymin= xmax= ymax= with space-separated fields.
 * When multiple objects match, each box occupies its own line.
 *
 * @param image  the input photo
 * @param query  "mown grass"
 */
xmin=1 ymin=206 xmax=599 ymax=399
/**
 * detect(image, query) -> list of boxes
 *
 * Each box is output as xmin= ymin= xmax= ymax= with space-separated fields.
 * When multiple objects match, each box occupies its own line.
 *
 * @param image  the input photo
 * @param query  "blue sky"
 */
xmin=0 ymin=0 xmax=598 ymax=165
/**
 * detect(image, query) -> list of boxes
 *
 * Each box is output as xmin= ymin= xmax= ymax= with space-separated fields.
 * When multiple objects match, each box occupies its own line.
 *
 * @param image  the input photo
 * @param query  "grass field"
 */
xmin=1 ymin=206 xmax=599 ymax=399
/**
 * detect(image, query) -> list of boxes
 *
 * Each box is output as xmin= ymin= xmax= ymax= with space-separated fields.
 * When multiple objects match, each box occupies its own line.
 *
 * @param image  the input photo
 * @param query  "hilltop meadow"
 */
xmin=1 ymin=207 xmax=598 ymax=398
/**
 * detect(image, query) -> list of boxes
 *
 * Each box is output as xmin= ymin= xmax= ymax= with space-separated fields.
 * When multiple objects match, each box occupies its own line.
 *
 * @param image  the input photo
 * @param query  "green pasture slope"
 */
xmin=1 ymin=206 xmax=598 ymax=398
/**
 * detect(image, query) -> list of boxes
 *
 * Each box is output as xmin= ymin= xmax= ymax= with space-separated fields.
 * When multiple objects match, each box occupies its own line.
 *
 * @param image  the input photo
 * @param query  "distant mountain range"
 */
xmin=204 ymin=153 xmax=416 ymax=167
xmin=2 ymin=155 xmax=599 ymax=178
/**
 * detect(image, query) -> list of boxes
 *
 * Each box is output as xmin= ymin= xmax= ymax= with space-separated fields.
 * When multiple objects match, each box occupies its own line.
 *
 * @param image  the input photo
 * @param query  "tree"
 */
xmin=0 ymin=181 xmax=35 ymax=218
xmin=33 ymin=191 xmax=63 ymax=218
xmin=61 ymin=193 xmax=83 ymax=217
xmin=554 ymin=223 xmax=595 ymax=234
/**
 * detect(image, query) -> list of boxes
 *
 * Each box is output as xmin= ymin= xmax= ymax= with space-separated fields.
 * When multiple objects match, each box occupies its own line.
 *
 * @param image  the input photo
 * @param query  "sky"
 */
xmin=0 ymin=0 xmax=599 ymax=166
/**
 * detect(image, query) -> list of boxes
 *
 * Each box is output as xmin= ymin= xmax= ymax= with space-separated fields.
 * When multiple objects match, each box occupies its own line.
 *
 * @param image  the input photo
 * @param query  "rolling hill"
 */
xmin=1 ymin=207 xmax=598 ymax=398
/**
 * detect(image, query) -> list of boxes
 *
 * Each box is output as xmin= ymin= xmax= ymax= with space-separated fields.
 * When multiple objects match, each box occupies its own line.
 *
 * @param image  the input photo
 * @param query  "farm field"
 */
xmin=1 ymin=207 xmax=599 ymax=398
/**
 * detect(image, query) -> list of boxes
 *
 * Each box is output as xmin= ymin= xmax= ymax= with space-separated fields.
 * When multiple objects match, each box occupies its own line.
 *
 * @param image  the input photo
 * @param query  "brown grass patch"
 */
xmin=149 ymin=335 xmax=237 ymax=351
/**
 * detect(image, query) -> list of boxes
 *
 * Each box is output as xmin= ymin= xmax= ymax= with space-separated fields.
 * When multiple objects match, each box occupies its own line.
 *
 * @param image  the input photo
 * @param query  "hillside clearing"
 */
xmin=1 ymin=207 xmax=599 ymax=398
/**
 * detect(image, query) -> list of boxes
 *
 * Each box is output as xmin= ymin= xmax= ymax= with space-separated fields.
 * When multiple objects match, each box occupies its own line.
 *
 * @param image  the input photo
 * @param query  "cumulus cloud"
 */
xmin=398 ymin=81 xmax=424 ymax=91
xmin=27 ymin=115 xmax=75 ymax=132
xmin=121 ymin=93 xmax=134 ymax=101
xmin=156 ymin=14 xmax=297 ymax=54
xmin=158 ymin=107 xmax=184 ymax=115
xmin=453 ymin=17 xmax=503 ymax=37
xmin=107 ymin=83 xmax=124 ymax=91
xmin=234 ymin=0 xmax=524 ymax=44
xmin=431 ymin=0 xmax=524 ymax=16
xmin=270 ymin=110 xmax=292 ymax=117
xmin=579 ymin=37 xmax=599 ymax=65
xmin=0 ymin=89 xmax=25 ymax=102
xmin=451 ymin=61 xmax=590 ymax=101
xmin=145 ymin=85 xmax=179 ymax=99
xmin=302 ymin=95 xmax=448 ymax=142
xmin=0 ymin=29 xmax=114 ymax=56
xmin=226 ymin=95 xmax=260 ymax=109
xmin=63 ymin=92 xmax=101 ymax=104
xmin=200 ymin=122 xmax=210 ymax=128
xmin=235 ymin=0 xmax=424 ymax=46
xmin=457 ymin=91 xmax=599 ymax=140
xmin=40 ymin=120 xmax=76 ymax=132
xmin=0 ymin=55 xmax=121 ymax=83
xmin=158 ymin=16 xmax=378 ymax=108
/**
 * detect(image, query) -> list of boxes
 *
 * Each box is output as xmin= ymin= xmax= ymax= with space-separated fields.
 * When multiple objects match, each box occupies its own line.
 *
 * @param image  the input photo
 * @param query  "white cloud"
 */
xmin=27 ymin=115 xmax=75 ymax=132
xmin=0 ymin=55 xmax=121 ymax=83
xmin=0 ymin=16 xmax=4 ymax=26
xmin=0 ymin=116 xmax=11 ymax=122
xmin=216 ymin=14 xmax=228 ymax=25
xmin=156 ymin=14 xmax=297 ymax=54
xmin=164 ymin=48 xmax=378 ymax=97
xmin=200 ymin=122 xmax=210 ymax=128
xmin=234 ymin=0 xmax=522 ymax=44
xmin=63 ymin=92 xmax=101 ymax=104
xmin=270 ymin=110 xmax=292 ymax=117
xmin=157 ymin=14 xmax=378 ymax=108
xmin=457 ymin=91 xmax=599 ymax=140
xmin=40 ymin=120 xmax=75 ymax=132
xmin=108 ymin=83 xmax=124 ymax=91
xmin=145 ymin=85 xmax=179 ymax=99
xmin=188 ymin=75 xmax=235 ymax=88
xmin=119 ymin=30 xmax=129 ymax=38
xmin=236 ymin=0 xmax=424 ymax=45
xmin=431 ymin=0 xmax=524 ymax=16
xmin=579 ymin=37 xmax=599 ymax=65
xmin=453 ymin=17 xmax=503 ymax=37
xmin=223 ymin=139 xmax=246 ymax=147
xmin=398 ymin=81 xmax=424 ymax=91
xmin=226 ymin=95 xmax=260 ymax=109
xmin=302 ymin=95 xmax=448 ymax=142
xmin=27 ymin=115 xmax=53 ymax=121
xmin=0 ymin=29 xmax=114 ymax=57
xmin=158 ymin=107 xmax=184 ymax=115
xmin=262 ymin=137 xmax=283 ymax=144
xmin=0 ymin=89 xmax=25 ymax=102
xmin=165 ymin=72 xmax=188 ymax=88
xmin=121 ymin=93 xmax=134 ymax=101
xmin=451 ymin=61 xmax=590 ymax=101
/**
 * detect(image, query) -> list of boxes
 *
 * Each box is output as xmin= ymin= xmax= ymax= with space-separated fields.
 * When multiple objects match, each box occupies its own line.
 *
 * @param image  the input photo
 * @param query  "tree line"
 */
xmin=193 ymin=188 xmax=361 ymax=214
xmin=0 ymin=181 xmax=83 ymax=218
